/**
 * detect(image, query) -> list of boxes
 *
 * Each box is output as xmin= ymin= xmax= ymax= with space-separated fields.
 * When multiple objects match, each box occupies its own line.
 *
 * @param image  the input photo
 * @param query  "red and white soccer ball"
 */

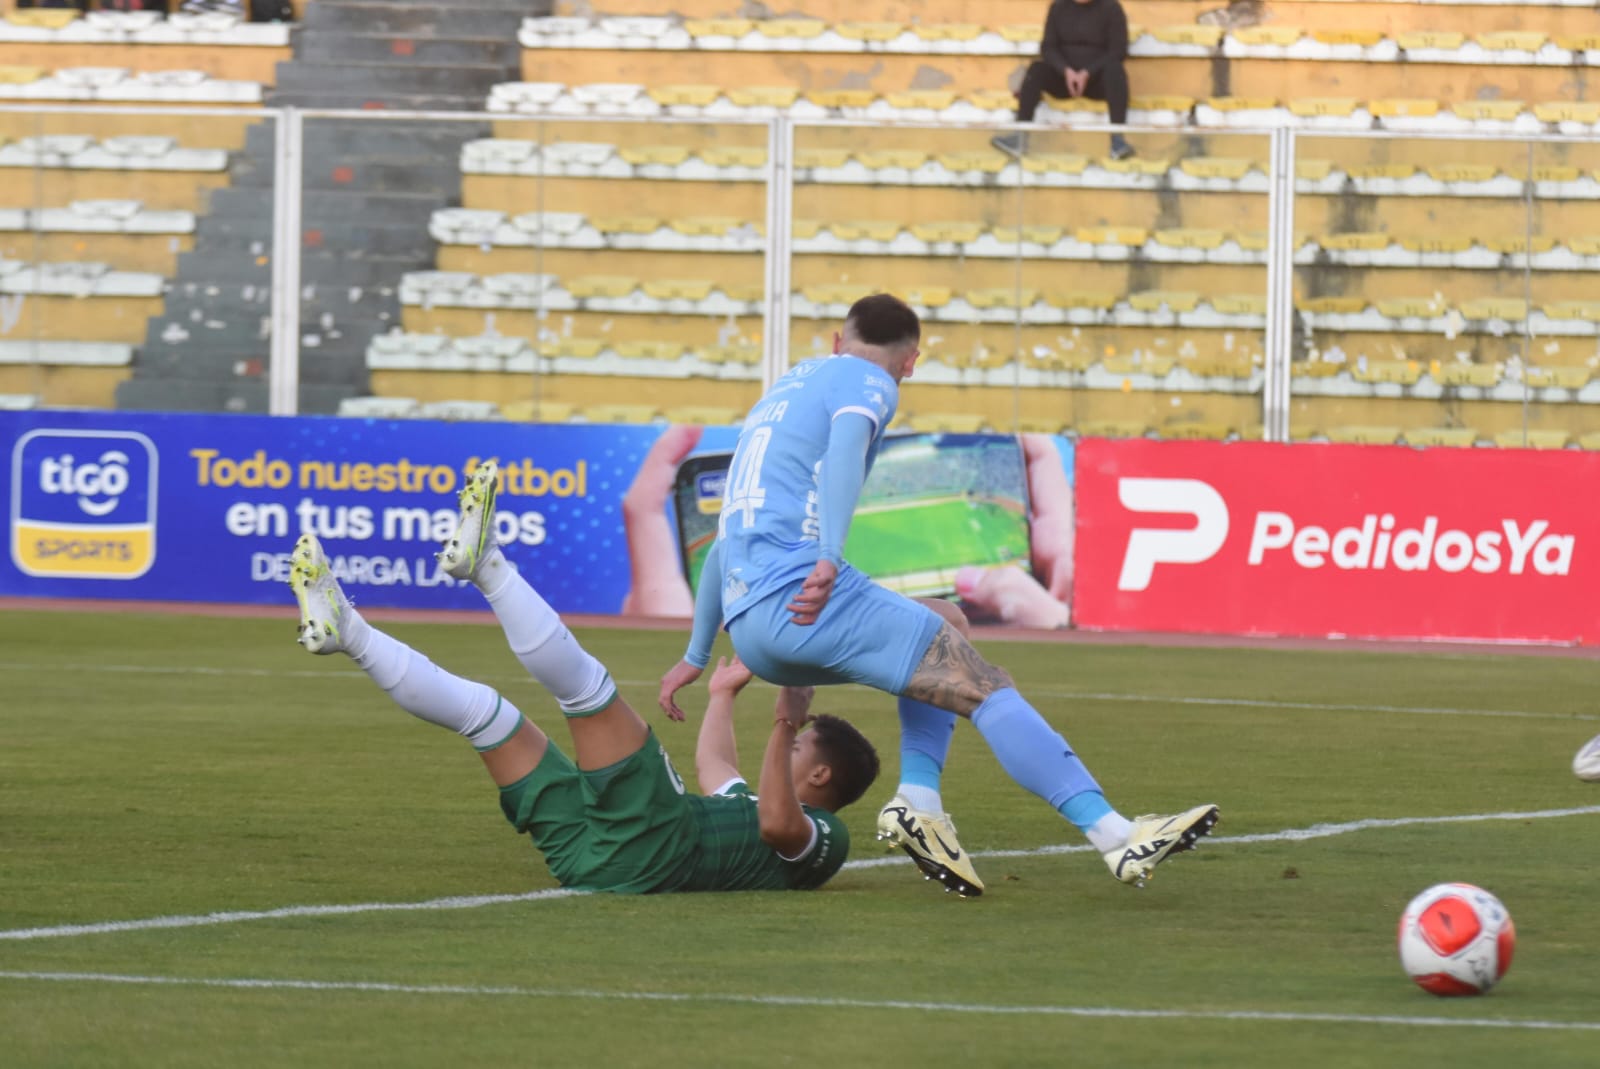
xmin=1397 ymin=883 xmax=1516 ymax=996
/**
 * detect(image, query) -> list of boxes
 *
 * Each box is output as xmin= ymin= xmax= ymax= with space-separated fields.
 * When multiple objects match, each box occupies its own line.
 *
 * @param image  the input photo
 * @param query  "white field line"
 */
xmin=3 ymin=807 xmax=1597 ymax=943
xmin=1 ymin=662 xmax=1596 ymax=724
xmin=0 ymin=970 xmax=1595 ymax=1032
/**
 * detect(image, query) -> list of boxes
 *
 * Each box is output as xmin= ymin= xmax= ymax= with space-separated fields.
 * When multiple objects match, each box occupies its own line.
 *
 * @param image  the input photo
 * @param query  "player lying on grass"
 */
xmin=288 ymin=476 xmax=879 ymax=893
xmin=659 ymin=293 xmax=1219 ymax=897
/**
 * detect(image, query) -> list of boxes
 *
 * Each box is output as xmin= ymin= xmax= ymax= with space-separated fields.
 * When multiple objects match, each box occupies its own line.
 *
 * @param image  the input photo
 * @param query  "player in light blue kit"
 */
xmin=660 ymin=294 xmax=1218 ymax=897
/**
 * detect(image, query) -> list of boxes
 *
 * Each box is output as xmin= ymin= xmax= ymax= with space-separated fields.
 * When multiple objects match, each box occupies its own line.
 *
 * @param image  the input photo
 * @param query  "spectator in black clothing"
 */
xmin=992 ymin=0 xmax=1135 ymax=161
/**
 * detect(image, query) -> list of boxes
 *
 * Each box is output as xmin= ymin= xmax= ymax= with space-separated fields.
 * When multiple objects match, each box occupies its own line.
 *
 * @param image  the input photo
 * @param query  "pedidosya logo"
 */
xmin=10 ymin=430 xmax=158 ymax=579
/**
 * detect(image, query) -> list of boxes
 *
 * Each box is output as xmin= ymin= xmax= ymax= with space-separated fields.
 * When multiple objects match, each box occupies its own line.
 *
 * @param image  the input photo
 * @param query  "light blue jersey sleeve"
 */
xmin=817 ymin=412 xmax=874 ymax=566
xmin=684 ymin=538 xmax=724 ymax=668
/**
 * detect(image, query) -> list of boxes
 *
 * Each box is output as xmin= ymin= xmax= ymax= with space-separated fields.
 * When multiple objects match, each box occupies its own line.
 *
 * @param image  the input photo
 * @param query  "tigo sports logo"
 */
xmin=10 ymin=429 xmax=158 ymax=579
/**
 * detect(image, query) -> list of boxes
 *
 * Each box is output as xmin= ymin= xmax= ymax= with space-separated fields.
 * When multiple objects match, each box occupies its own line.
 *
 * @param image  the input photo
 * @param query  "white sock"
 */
xmin=1085 ymin=812 xmax=1135 ymax=854
xmin=896 ymin=784 xmax=943 ymax=813
xmin=477 ymin=548 xmax=615 ymax=715
xmin=350 ymin=623 xmax=524 ymax=750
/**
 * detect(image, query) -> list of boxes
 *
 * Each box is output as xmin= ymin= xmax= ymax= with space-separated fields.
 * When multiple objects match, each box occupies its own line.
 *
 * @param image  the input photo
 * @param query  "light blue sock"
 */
xmin=971 ymin=688 xmax=1105 ymax=823
xmin=896 ymin=698 xmax=956 ymax=811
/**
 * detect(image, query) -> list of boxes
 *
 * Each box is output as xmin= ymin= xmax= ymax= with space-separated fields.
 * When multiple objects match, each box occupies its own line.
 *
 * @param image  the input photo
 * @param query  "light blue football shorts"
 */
xmin=726 ymin=564 xmax=946 ymax=693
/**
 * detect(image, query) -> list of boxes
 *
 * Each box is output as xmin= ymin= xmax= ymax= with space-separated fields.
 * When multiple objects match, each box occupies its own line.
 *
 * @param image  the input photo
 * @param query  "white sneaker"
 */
xmin=876 ymin=795 xmax=985 ymax=897
xmin=289 ymin=532 xmax=351 ymax=654
xmin=438 ymin=459 xmax=499 ymax=581
xmin=1103 ymin=804 xmax=1219 ymax=887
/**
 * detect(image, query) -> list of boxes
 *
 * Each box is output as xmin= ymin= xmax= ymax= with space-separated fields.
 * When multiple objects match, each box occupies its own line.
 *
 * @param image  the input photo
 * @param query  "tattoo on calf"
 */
xmin=903 ymin=624 xmax=1014 ymax=716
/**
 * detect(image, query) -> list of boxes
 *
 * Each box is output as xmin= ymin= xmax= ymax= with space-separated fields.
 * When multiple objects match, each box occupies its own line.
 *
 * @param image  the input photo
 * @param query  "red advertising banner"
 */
xmin=1073 ymin=439 xmax=1600 ymax=645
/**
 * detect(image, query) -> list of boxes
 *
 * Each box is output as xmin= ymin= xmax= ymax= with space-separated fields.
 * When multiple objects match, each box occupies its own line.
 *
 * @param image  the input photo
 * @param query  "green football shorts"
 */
xmin=497 ymin=729 xmax=699 ymax=893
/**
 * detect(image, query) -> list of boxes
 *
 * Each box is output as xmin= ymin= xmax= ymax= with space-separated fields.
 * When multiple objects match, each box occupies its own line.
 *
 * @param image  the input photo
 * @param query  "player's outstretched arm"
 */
xmin=696 ymin=656 xmax=751 ymax=793
xmin=757 ymin=688 xmax=816 ymax=856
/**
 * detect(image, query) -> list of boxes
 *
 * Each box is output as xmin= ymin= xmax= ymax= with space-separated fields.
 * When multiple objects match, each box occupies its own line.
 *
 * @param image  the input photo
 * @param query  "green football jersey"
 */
xmin=667 ymin=782 xmax=851 ymax=892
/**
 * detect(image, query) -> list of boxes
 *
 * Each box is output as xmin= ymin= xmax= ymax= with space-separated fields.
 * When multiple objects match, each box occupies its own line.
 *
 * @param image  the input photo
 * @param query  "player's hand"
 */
xmin=658 ymin=658 xmax=704 ymax=722
xmin=953 ymin=435 xmax=1074 ymax=628
xmin=708 ymin=655 xmax=754 ymax=698
xmin=955 ymin=564 xmax=1070 ymax=629
xmin=775 ymin=685 xmax=815 ymax=730
xmin=621 ymin=423 xmax=704 ymax=617
xmin=1066 ymin=68 xmax=1088 ymax=97
xmin=787 ymin=559 xmax=838 ymax=625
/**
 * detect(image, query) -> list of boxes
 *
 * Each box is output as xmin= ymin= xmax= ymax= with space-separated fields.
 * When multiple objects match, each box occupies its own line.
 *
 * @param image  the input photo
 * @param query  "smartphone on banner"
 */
xmin=672 ymin=432 xmax=1033 ymax=599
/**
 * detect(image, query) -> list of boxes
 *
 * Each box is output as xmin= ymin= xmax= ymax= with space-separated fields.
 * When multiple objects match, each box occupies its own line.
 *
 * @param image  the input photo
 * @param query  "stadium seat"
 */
xmin=1128 ymin=291 xmax=1201 ymax=313
xmin=1352 ymin=359 xmax=1423 ymax=385
xmin=1326 ymin=425 xmax=1403 ymax=444
xmin=614 ymin=340 xmax=685 ymax=361
xmin=1078 ymin=420 xmax=1149 ymax=439
xmin=418 ymin=400 xmax=503 ymax=422
xmin=1160 ymin=421 xmax=1233 ymax=441
xmin=1460 ymin=298 xmax=1528 ymax=321
xmin=683 ymin=19 xmax=755 ymax=40
xmin=966 ymin=287 xmax=1038 ymax=309
xmin=1579 ymin=431 xmax=1600 ymax=451
xmin=1494 ymin=429 xmax=1571 ymax=450
xmin=855 ymin=148 xmax=928 ymax=171
xmin=1435 ymin=363 xmax=1500 ymax=388
xmin=1104 ymin=353 xmax=1176 ymax=376
xmin=566 ymin=275 xmax=638 ymax=299
xmin=501 ymin=400 xmax=577 ymax=423
xmin=664 ymin=405 xmax=742 ymax=425
xmin=1403 ymin=427 xmax=1479 ymax=447
xmin=339 ymin=396 xmax=421 ymax=419
xmin=1525 ymin=366 xmax=1592 ymax=389
xmin=581 ymin=403 xmax=664 ymax=424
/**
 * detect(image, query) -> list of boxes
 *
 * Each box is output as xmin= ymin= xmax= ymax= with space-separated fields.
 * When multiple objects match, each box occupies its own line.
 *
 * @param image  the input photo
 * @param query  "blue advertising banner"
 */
xmin=1 ymin=410 xmax=738 ymax=614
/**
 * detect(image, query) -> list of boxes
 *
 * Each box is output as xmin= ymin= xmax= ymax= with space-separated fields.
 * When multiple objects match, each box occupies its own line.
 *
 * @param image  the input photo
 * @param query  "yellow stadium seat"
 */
xmin=1557 ymin=33 xmax=1600 ymax=51
xmin=760 ymin=18 xmax=826 ymax=39
xmin=1077 ymin=226 xmax=1149 ymax=247
xmin=5 ymin=10 xmax=78 ymax=28
xmin=886 ymin=90 xmax=958 ymax=111
xmin=936 ymin=150 xmax=1009 ymax=174
xmin=1321 ymin=232 xmax=1391 ymax=251
xmin=790 ymin=219 xmax=823 ymax=239
xmin=903 ymin=286 xmax=954 ymax=308
xmin=1525 ymin=366 xmax=1593 ymax=389
xmin=1534 ymin=102 xmax=1600 ymax=123
xmin=1477 ymin=31 xmax=1547 ymax=52
xmin=836 ymin=21 xmax=905 ymax=42
xmin=542 ymin=337 xmax=605 ymax=359
xmin=910 ymin=221 xmax=983 ymax=244
xmin=1288 ymin=98 xmax=1361 ymax=118
xmin=567 ymin=275 xmax=638 ymax=298
xmin=1235 ymin=26 xmax=1303 ymax=47
xmin=1043 ymin=97 xmax=1107 ymax=116
xmin=1104 ymin=353 xmax=1176 ymax=376
xmin=1572 ymin=236 xmax=1600 ymax=255
xmin=1152 ymin=25 xmax=1224 ymax=47
xmin=1298 ymin=296 xmax=1366 ymax=315
xmin=1369 ymin=99 xmax=1441 ymax=119
xmin=725 ymin=282 xmax=764 ymax=303
xmin=1375 ymin=297 xmax=1444 ymax=319
xmin=1310 ymin=29 xmax=1384 ymax=47
xmin=592 ymin=216 xmax=661 ymax=234
xmin=1212 ymin=294 xmax=1267 ymax=316
xmin=699 ymin=146 xmax=767 ymax=168
xmin=1128 ymin=290 xmax=1201 ymax=313
xmin=615 ymin=340 xmax=686 ymax=360
xmin=1542 ymin=301 xmax=1600 ymax=322
xmin=642 ymin=279 xmax=716 ymax=301
xmin=1161 ymin=422 xmax=1233 ymax=441
xmin=1352 ymin=359 xmax=1423 ymax=385
xmin=1078 ymin=420 xmax=1149 ymax=439
xmin=911 ymin=23 xmax=983 ymax=42
xmin=965 ymin=89 xmax=1018 ymax=111
xmin=994 ymin=225 xmax=1066 ymax=245
xmin=583 ymin=404 xmax=664 ymax=425
xmin=1044 ymin=290 xmax=1118 ymax=311
xmin=665 ymin=405 xmax=742 ymax=425
xmin=1348 ymin=162 xmax=1416 ymax=180
xmin=1403 ymin=427 xmax=1478 ymax=447
xmin=1434 ymin=363 xmax=1500 ymax=388
xmin=831 ymin=220 xmax=901 ymax=242
xmin=1292 ymin=360 xmax=1342 ymax=378
xmin=1460 ymin=298 xmax=1528 ymax=320
xmin=619 ymin=145 xmax=693 ymax=166
xmin=1494 ymin=429 xmax=1571 ymax=449
xmin=856 ymin=148 xmax=928 ymax=170
xmin=966 ymin=288 xmax=1039 ymax=309
xmin=802 ymin=283 xmax=873 ymax=305
xmin=1296 ymin=159 xmax=1335 ymax=180
xmin=1452 ymin=100 xmax=1526 ymax=122
xmin=1103 ymin=156 xmax=1170 ymax=176
xmin=1399 ymin=235 xmax=1473 ymax=254
xmin=1426 ymin=163 xmax=1497 ymax=183
xmin=698 ymin=344 xmax=761 ymax=365
xmin=647 ymin=85 xmax=724 ymax=107
xmin=1017 ymin=417 xmax=1067 ymax=434
xmin=1206 ymin=96 xmax=1279 ymax=113
xmin=726 ymin=87 xmax=798 ymax=109
xmin=1327 ymin=425 xmax=1402 ymax=444
xmin=1236 ymin=232 xmax=1269 ymax=252
xmin=807 ymin=89 xmax=878 ymax=109
xmin=1532 ymin=165 xmax=1582 ymax=182
xmin=0 ymin=66 xmax=45 ymax=85
xmin=1179 ymin=157 xmax=1254 ymax=180
xmin=1396 ymin=31 xmax=1466 ymax=50
xmin=1020 ymin=153 xmax=1090 ymax=175
xmin=502 ymin=400 xmax=577 ymax=423
xmin=668 ymin=217 xmax=743 ymax=237
xmin=684 ymin=18 xmax=754 ymax=37
xmin=1180 ymin=352 xmax=1257 ymax=378
xmin=1484 ymin=236 xmax=1557 ymax=255
xmin=1153 ymin=229 xmax=1227 ymax=250
xmin=1131 ymin=95 xmax=1196 ymax=114
xmin=796 ymin=147 xmax=852 ymax=169
xmin=997 ymin=24 xmax=1042 ymax=44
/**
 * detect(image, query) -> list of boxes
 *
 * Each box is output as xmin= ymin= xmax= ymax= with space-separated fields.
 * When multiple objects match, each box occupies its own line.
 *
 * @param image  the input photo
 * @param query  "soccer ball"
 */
xmin=1396 ymin=883 xmax=1516 ymax=996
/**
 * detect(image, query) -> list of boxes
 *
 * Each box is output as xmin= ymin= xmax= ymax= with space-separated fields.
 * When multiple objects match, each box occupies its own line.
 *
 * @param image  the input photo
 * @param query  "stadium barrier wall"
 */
xmin=1074 ymin=437 xmax=1599 ymax=645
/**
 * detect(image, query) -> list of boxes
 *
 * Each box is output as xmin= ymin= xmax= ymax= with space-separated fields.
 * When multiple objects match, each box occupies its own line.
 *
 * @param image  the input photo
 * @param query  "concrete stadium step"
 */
xmin=304 ymin=2 xmax=530 ymax=38
xmin=266 ymin=90 xmax=494 ymax=112
xmin=243 ymin=119 xmax=491 ymax=159
xmin=193 ymin=221 xmax=434 ymax=260
xmin=274 ymin=61 xmax=511 ymax=97
xmin=116 ymin=377 xmax=363 ymax=415
xmin=173 ymin=250 xmax=423 ymax=287
xmin=229 ymin=154 xmax=466 ymax=195
xmin=296 ymin=34 xmax=524 ymax=67
xmin=205 ymin=187 xmax=451 ymax=223
xmin=132 ymin=343 xmax=371 ymax=385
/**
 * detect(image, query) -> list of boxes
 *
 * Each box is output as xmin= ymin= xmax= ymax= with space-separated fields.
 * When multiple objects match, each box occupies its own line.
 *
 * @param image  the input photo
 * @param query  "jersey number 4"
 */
xmin=721 ymin=426 xmax=770 ymax=531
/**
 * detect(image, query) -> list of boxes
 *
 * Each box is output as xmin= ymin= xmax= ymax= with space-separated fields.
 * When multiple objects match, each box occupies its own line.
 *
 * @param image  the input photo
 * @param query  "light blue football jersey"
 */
xmin=715 ymin=355 xmax=898 ymax=623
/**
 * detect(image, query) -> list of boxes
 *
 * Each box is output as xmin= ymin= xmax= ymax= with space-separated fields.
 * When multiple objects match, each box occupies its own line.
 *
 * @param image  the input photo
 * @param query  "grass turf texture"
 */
xmin=2 ymin=607 xmax=1598 ymax=1068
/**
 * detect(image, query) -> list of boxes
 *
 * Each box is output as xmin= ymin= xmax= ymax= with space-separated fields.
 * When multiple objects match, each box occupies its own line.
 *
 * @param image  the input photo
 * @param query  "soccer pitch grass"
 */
xmin=3 ymin=608 xmax=1599 ymax=1068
